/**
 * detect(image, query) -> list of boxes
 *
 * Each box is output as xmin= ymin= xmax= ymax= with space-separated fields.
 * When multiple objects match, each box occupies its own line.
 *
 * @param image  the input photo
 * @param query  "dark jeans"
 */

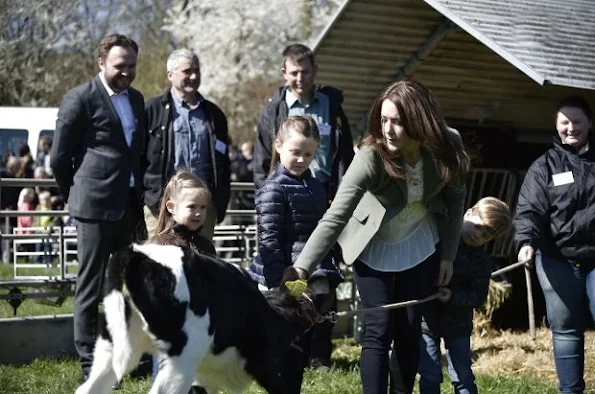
xmin=418 ymin=333 xmax=477 ymax=394
xmin=536 ymin=253 xmax=595 ymax=394
xmin=353 ymin=250 xmax=440 ymax=394
xmin=74 ymin=191 xmax=144 ymax=374
xmin=35 ymin=238 xmax=53 ymax=265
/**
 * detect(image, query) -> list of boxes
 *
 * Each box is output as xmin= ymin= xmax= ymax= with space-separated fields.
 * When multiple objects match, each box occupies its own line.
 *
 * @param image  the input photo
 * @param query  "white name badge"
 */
xmin=319 ymin=123 xmax=332 ymax=136
xmin=215 ymin=139 xmax=227 ymax=154
xmin=552 ymin=171 xmax=574 ymax=186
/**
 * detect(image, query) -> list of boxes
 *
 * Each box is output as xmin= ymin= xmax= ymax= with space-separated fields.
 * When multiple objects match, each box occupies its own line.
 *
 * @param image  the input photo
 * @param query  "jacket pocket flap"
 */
xmin=352 ymin=204 xmax=370 ymax=223
xmin=351 ymin=191 xmax=384 ymax=223
xmin=338 ymin=192 xmax=386 ymax=265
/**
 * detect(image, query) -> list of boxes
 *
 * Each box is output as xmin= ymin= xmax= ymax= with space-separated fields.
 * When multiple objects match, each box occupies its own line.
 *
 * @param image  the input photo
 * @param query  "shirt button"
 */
xmin=161 ymin=126 xmax=166 ymax=131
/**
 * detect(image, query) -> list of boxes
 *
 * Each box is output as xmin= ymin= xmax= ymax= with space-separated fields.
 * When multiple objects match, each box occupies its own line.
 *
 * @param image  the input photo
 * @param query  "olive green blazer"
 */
xmin=294 ymin=144 xmax=466 ymax=272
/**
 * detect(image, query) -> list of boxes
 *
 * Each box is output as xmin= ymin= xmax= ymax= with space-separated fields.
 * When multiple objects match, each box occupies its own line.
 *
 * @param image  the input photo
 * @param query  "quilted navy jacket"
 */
xmin=249 ymin=163 xmax=343 ymax=288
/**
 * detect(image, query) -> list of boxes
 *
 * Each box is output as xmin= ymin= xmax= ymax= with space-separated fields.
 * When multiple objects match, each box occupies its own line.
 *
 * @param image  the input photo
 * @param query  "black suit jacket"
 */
xmin=50 ymin=75 xmax=146 ymax=221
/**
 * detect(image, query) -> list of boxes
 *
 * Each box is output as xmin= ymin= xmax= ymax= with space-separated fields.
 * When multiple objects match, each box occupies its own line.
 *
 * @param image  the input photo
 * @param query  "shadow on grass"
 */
xmin=330 ymin=357 xmax=359 ymax=372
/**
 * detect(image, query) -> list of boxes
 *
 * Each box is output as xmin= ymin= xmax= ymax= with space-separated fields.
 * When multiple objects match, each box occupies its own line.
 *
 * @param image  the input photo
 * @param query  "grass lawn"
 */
xmin=1 ymin=330 xmax=582 ymax=393
xmin=1 ymin=264 xmax=593 ymax=393
xmin=0 ymin=345 xmax=560 ymax=394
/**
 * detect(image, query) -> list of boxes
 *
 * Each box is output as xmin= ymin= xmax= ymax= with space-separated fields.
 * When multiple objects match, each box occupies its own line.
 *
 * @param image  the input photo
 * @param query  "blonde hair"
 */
xmin=269 ymin=115 xmax=320 ymax=174
xmin=153 ymin=170 xmax=211 ymax=237
xmin=470 ymin=197 xmax=512 ymax=239
xmin=18 ymin=188 xmax=36 ymax=206
xmin=38 ymin=191 xmax=51 ymax=204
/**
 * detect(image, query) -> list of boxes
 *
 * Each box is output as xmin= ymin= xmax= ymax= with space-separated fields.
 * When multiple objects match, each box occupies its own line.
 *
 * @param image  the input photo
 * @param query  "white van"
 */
xmin=0 ymin=107 xmax=58 ymax=159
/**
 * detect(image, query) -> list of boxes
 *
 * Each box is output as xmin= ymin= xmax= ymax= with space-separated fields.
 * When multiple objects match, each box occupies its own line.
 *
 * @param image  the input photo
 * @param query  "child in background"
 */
xmin=148 ymin=169 xmax=216 ymax=256
xmin=35 ymin=191 xmax=54 ymax=264
xmin=16 ymin=188 xmax=36 ymax=260
xmin=418 ymin=197 xmax=512 ymax=394
xmin=148 ymin=169 xmax=216 ymax=394
xmin=17 ymin=188 xmax=36 ymax=231
xmin=248 ymin=115 xmax=343 ymax=394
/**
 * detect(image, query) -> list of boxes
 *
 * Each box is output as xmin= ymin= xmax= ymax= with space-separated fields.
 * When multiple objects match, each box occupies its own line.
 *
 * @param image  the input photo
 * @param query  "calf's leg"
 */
xmin=75 ymin=337 xmax=118 ymax=394
xmin=150 ymin=352 xmax=200 ymax=394
xmin=246 ymin=360 xmax=287 ymax=394
xmin=151 ymin=319 xmax=212 ymax=394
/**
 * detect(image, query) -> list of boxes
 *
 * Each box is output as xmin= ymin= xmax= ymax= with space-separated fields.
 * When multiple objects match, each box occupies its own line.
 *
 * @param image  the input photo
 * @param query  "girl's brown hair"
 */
xmin=153 ymin=170 xmax=211 ymax=237
xmin=269 ymin=115 xmax=321 ymax=174
xmin=361 ymin=80 xmax=471 ymax=186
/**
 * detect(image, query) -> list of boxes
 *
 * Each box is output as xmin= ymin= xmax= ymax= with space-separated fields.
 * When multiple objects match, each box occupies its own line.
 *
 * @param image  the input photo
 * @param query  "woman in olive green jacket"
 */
xmin=294 ymin=81 xmax=470 ymax=394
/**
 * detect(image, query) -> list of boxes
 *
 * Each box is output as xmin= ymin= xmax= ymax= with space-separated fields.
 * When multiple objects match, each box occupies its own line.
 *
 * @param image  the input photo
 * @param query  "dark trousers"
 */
xmin=74 ymin=190 xmax=144 ymax=373
xmin=35 ymin=238 xmax=53 ymax=264
xmin=419 ymin=333 xmax=478 ymax=394
xmin=353 ymin=251 xmax=440 ymax=394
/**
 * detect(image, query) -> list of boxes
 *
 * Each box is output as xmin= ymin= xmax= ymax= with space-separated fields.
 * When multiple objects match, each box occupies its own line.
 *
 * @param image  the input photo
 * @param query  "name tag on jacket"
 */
xmin=552 ymin=171 xmax=574 ymax=186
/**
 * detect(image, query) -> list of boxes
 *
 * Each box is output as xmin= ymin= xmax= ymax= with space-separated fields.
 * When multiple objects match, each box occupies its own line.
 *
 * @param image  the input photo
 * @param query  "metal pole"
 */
xmin=58 ymin=223 xmax=65 ymax=280
xmin=2 ymin=216 xmax=9 ymax=263
xmin=525 ymin=266 xmax=536 ymax=340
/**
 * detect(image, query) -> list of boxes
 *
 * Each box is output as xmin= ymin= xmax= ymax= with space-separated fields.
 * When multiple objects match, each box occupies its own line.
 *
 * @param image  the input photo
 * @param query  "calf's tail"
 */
xmin=102 ymin=249 xmax=134 ymax=381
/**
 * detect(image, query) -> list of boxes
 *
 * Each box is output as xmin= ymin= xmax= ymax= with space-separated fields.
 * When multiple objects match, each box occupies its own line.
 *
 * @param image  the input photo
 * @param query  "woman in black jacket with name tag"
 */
xmin=515 ymin=96 xmax=595 ymax=394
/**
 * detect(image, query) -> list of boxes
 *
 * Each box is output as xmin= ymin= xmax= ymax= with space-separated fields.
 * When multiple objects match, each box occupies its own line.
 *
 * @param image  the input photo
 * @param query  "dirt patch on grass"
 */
xmin=472 ymin=328 xmax=595 ymax=388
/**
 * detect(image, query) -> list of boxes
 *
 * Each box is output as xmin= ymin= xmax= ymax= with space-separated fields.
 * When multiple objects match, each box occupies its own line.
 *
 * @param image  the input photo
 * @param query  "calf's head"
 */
xmin=263 ymin=267 xmax=328 ymax=352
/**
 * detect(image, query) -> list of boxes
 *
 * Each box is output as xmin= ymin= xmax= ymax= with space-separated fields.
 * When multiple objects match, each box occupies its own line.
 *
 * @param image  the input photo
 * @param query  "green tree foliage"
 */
xmin=0 ymin=0 xmax=175 ymax=106
xmin=164 ymin=0 xmax=343 ymax=147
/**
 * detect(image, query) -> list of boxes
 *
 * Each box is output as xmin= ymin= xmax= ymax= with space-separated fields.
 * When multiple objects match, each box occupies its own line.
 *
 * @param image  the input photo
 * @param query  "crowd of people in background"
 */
xmin=0 ymin=137 xmax=65 ymax=262
xmin=0 ymin=137 xmax=256 ymax=266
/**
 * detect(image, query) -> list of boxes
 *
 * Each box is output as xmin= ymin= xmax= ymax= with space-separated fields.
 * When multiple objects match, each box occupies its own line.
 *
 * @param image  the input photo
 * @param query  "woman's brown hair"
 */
xmin=152 ymin=169 xmax=211 ymax=238
xmin=269 ymin=115 xmax=320 ymax=174
xmin=361 ymin=80 xmax=471 ymax=186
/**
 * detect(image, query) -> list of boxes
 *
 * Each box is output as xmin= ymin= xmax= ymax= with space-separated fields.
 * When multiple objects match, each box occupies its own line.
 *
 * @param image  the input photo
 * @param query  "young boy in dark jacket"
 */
xmin=418 ymin=197 xmax=512 ymax=394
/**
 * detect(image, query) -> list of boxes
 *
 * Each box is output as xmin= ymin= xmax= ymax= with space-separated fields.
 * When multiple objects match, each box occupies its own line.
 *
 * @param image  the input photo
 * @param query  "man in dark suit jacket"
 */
xmin=50 ymin=34 xmax=146 ymax=381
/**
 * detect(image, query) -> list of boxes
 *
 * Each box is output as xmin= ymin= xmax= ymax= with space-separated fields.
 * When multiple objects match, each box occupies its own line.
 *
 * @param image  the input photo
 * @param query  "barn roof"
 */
xmin=313 ymin=0 xmax=595 ymax=135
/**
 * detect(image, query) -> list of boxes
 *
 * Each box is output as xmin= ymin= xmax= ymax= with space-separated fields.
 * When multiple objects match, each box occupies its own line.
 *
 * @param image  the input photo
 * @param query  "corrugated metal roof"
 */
xmin=312 ymin=0 xmax=595 ymax=136
xmin=424 ymin=0 xmax=595 ymax=90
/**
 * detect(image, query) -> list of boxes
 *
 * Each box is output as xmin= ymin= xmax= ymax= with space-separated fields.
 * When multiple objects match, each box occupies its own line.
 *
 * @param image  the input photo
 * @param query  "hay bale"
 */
xmin=473 ymin=279 xmax=512 ymax=336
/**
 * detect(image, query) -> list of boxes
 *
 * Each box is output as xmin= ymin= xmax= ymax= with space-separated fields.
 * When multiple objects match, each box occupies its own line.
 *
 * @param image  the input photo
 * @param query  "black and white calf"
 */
xmin=75 ymin=243 xmax=322 ymax=394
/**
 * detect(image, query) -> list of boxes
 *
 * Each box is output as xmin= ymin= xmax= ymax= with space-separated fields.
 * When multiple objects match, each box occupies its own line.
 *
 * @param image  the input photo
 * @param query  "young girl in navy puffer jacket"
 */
xmin=249 ymin=115 xmax=343 ymax=394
